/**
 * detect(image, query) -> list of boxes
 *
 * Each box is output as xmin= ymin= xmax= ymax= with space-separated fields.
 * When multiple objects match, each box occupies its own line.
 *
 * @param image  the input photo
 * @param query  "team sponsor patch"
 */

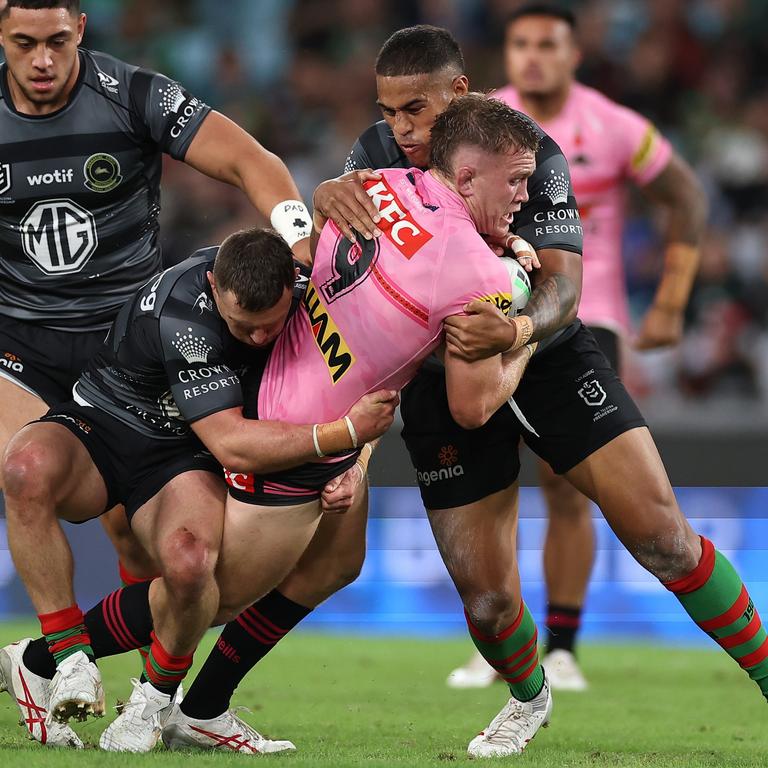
xmin=363 ymin=177 xmax=432 ymax=259
xmin=541 ymin=168 xmax=569 ymax=206
xmin=0 ymin=352 xmax=23 ymax=374
xmin=96 ymin=70 xmax=119 ymax=94
xmin=20 ymin=198 xmax=98 ymax=275
xmin=304 ymin=281 xmax=355 ymax=384
xmin=172 ymin=328 xmax=213 ymax=364
xmin=576 ymin=369 xmax=618 ymax=423
xmin=84 ymin=153 xmax=122 ymax=193
xmin=478 ymin=291 xmax=514 ymax=315
xmin=416 ymin=444 xmax=466 ymax=488
xmin=224 ymin=469 xmax=255 ymax=493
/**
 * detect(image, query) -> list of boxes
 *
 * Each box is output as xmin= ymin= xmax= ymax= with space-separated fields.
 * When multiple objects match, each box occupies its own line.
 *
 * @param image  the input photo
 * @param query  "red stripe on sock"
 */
xmin=103 ymin=591 xmax=132 ymax=652
xmin=464 ymin=602 xmax=525 ymax=644
xmin=504 ymin=656 xmax=539 ymax=685
xmin=663 ymin=536 xmax=715 ymax=595
xmin=118 ymin=561 xmax=158 ymax=586
xmin=488 ymin=631 xmax=539 ymax=671
xmin=498 ymin=643 xmax=539 ymax=677
xmin=547 ymin=614 xmax=580 ymax=629
xmin=236 ymin=614 xmax=276 ymax=646
xmin=111 ymin=589 xmax=142 ymax=650
xmin=49 ymin=633 xmax=91 ymax=655
xmin=736 ymin=636 xmax=768 ymax=670
xmin=39 ymin=605 xmax=85 ymax=636
xmin=718 ymin=609 xmax=762 ymax=650
xmin=148 ymin=632 xmax=193 ymax=669
xmin=239 ymin=608 xmax=286 ymax=642
xmin=699 ymin=586 xmax=750 ymax=633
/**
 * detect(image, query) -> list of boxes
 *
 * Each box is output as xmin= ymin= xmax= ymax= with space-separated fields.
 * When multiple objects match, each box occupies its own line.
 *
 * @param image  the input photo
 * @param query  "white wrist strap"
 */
xmin=312 ymin=424 xmax=325 ymax=457
xmin=270 ymin=200 xmax=312 ymax=248
xmin=344 ymin=416 xmax=359 ymax=449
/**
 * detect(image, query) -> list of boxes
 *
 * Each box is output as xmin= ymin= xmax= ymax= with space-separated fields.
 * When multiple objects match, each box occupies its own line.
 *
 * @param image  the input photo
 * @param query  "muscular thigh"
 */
xmin=5 ymin=421 xmax=109 ymax=521
xmin=427 ymin=483 xmax=520 ymax=599
xmin=131 ymin=470 xmax=227 ymax=566
xmin=216 ymin=496 xmax=323 ymax=615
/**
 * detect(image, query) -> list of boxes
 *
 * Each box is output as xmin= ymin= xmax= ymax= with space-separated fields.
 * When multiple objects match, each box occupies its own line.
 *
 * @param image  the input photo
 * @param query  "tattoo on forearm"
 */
xmin=521 ymin=274 xmax=578 ymax=342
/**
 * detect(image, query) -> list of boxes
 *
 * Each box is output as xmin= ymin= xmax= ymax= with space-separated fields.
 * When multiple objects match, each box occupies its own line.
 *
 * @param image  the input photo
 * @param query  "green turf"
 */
xmin=0 ymin=621 xmax=765 ymax=767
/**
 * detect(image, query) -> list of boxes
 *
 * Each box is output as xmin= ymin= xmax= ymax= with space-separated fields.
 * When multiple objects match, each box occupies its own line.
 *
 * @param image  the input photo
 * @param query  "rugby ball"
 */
xmin=499 ymin=256 xmax=531 ymax=316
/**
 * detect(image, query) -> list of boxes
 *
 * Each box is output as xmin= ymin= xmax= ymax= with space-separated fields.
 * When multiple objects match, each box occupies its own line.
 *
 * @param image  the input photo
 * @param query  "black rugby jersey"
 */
xmin=344 ymin=118 xmax=584 ymax=349
xmin=0 ymin=48 xmax=211 ymax=331
xmin=74 ymin=249 xmax=309 ymax=440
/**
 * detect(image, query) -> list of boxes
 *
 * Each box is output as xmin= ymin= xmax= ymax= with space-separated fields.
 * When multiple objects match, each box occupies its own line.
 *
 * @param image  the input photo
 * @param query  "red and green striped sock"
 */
xmin=39 ymin=605 xmax=94 ymax=666
xmin=465 ymin=601 xmax=545 ymax=702
xmin=665 ymin=536 xmax=768 ymax=701
xmin=119 ymin=561 xmax=156 ymax=664
xmin=141 ymin=631 xmax=193 ymax=697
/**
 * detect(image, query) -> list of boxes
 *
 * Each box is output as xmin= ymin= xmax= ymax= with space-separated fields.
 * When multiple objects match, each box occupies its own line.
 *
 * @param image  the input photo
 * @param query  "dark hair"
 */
xmin=430 ymin=93 xmax=541 ymax=176
xmin=213 ymin=227 xmax=295 ymax=312
xmin=505 ymin=3 xmax=576 ymax=31
xmin=375 ymin=25 xmax=465 ymax=77
xmin=1 ymin=0 xmax=81 ymax=18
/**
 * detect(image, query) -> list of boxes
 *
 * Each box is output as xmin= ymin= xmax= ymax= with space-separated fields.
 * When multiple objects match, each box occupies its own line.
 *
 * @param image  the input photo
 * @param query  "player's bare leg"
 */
xmin=539 ymin=458 xmax=594 ymax=691
xmin=160 ymin=493 xmax=324 ymax=753
xmin=0 ymin=377 xmax=49 ymax=485
xmin=99 ymin=471 xmax=225 ymax=753
xmin=566 ymin=427 xmax=768 ymax=701
xmin=428 ymin=484 xmax=552 ymax=757
xmin=101 ymin=506 xmax=158 ymax=580
xmin=3 ymin=422 xmax=109 ymax=721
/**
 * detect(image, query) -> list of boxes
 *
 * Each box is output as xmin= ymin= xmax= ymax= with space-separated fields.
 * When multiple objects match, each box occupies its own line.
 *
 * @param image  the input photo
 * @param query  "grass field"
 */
xmin=0 ymin=621 xmax=765 ymax=767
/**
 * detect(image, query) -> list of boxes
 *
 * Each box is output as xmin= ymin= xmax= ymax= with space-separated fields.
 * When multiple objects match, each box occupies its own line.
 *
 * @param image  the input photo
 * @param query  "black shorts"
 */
xmin=587 ymin=325 xmax=620 ymax=371
xmin=225 ymin=452 xmax=360 ymax=506
xmin=226 ymin=359 xmax=359 ymax=506
xmin=39 ymin=401 xmax=222 ymax=522
xmin=400 ymin=323 xmax=645 ymax=510
xmin=0 ymin=315 xmax=106 ymax=405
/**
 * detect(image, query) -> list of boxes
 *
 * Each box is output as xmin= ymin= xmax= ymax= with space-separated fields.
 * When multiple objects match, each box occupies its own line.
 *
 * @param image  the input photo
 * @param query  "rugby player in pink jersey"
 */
xmin=448 ymin=2 xmax=705 ymax=690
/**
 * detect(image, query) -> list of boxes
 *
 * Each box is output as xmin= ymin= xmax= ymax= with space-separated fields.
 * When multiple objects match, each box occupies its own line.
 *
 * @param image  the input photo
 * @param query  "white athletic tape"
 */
xmin=270 ymin=200 xmax=312 ymax=248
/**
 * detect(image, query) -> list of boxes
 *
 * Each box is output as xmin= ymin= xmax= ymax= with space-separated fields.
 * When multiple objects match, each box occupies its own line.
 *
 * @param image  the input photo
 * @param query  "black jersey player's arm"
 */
xmin=183 ymin=112 xmax=312 ymax=266
xmin=190 ymin=394 xmax=397 ymax=475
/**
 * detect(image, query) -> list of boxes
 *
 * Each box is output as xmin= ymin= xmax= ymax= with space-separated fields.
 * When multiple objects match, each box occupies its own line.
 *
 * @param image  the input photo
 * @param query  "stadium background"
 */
xmin=1 ymin=0 xmax=767 ymax=644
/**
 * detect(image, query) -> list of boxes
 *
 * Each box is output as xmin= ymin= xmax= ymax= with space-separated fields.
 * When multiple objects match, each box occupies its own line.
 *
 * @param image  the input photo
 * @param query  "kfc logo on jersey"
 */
xmin=21 ymin=198 xmax=98 ymax=275
xmin=224 ymin=469 xmax=255 ymax=493
xmin=363 ymin=178 xmax=432 ymax=259
xmin=578 ymin=379 xmax=607 ymax=407
xmin=0 ymin=164 xmax=11 ymax=196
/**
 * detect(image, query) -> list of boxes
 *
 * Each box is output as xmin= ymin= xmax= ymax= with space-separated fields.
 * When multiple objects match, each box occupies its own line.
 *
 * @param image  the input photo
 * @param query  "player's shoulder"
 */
xmin=573 ymin=81 xmax=645 ymax=123
xmin=355 ymin=121 xmax=408 ymax=169
xmin=79 ymin=48 xmax=140 ymax=105
xmin=154 ymin=247 xmax=218 ymax=316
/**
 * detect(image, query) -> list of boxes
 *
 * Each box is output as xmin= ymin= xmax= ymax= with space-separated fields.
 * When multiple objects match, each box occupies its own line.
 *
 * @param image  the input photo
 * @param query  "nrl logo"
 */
xmin=578 ymin=379 xmax=607 ymax=407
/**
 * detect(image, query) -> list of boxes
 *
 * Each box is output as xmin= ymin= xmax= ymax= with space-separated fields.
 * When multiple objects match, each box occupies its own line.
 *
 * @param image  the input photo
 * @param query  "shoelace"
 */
xmin=112 ymin=678 xmax=145 ymax=715
xmin=484 ymin=698 xmax=544 ymax=743
xmin=225 ymin=707 xmax=266 ymax=742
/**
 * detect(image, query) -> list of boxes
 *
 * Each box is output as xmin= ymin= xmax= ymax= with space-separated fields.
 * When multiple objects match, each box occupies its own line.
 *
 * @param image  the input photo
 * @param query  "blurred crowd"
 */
xmin=79 ymin=0 xmax=768 ymax=413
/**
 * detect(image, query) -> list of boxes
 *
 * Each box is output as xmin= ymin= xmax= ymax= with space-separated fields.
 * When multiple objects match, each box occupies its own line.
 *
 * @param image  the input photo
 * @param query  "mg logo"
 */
xmin=20 ymin=198 xmax=98 ymax=275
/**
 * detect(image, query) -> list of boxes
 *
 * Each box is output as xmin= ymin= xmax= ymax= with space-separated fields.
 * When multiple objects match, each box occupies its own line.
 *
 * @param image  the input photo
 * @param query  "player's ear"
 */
xmin=76 ymin=13 xmax=86 ymax=44
xmin=206 ymin=270 xmax=217 ymax=295
xmin=455 ymin=166 xmax=474 ymax=197
xmin=452 ymin=75 xmax=469 ymax=97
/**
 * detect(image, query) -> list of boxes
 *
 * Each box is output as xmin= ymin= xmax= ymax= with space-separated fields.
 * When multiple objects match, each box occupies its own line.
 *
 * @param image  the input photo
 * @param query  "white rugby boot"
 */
xmin=47 ymin=649 xmax=105 ymax=722
xmin=0 ymin=638 xmax=83 ymax=748
xmin=99 ymin=678 xmax=178 ymax=752
xmin=446 ymin=649 xmax=499 ymax=689
xmin=541 ymin=649 xmax=588 ymax=691
xmin=467 ymin=678 xmax=552 ymax=758
xmin=162 ymin=704 xmax=296 ymax=753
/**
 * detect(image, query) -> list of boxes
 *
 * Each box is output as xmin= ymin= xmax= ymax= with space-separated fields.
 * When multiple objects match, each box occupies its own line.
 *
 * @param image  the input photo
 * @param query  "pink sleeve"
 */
xmin=431 ymin=238 xmax=512 ymax=331
xmin=613 ymin=103 xmax=672 ymax=186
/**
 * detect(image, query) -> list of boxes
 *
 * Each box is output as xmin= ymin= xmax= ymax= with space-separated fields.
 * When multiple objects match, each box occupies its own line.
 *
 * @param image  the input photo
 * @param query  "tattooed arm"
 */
xmin=444 ymin=247 xmax=581 ymax=360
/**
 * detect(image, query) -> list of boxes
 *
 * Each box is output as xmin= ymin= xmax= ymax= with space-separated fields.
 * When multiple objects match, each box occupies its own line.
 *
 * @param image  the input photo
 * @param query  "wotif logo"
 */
xmin=27 ymin=169 xmax=74 ymax=186
xmin=417 ymin=444 xmax=465 ymax=487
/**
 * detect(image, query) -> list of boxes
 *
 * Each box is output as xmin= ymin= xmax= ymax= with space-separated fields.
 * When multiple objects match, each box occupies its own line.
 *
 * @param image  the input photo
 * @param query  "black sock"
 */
xmin=545 ymin=603 xmax=582 ymax=654
xmin=22 ymin=581 xmax=154 ymax=679
xmin=181 ymin=589 xmax=311 ymax=720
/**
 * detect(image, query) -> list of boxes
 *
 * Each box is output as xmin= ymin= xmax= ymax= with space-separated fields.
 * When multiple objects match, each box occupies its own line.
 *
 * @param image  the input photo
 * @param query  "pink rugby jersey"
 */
xmin=257 ymin=168 xmax=512 ymax=427
xmin=494 ymin=81 xmax=672 ymax=333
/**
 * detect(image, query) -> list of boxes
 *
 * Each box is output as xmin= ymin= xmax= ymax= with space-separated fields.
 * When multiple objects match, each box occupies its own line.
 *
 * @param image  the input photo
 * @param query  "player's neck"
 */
xmin=517 ymin=84 xmax=571 ymax=125
xmin=6 ymin=53 xmax=81 ymax=116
